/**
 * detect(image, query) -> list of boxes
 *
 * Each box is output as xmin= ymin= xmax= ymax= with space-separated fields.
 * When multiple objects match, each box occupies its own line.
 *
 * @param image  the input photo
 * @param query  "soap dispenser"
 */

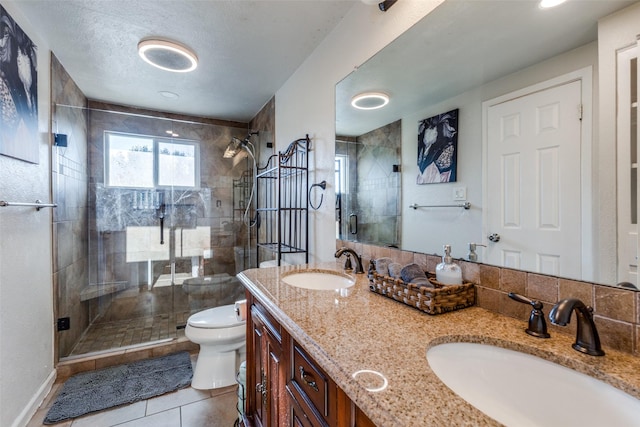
xmin=436 ymin=245 xmax=463 ymax=285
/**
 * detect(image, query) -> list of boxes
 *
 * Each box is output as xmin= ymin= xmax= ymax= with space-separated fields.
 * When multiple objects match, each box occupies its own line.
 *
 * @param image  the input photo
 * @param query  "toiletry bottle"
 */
xmin=436 ymin=245 xmax=463 ymax=285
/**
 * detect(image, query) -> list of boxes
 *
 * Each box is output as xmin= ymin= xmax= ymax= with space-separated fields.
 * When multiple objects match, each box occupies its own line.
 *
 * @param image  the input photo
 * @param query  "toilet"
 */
xmin=185 ymin=304 xmax=246 ymax=390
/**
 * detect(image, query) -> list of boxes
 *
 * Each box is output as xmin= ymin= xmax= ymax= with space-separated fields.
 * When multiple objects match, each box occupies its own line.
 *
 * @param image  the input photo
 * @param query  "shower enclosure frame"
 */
xmin=53 ymin=102 xmax=254 ymax=360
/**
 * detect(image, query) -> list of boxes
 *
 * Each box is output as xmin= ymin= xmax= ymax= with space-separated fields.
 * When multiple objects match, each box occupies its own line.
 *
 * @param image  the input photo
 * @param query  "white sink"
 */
xmin=427 ymin=342 xmax=640 ymax=427
xmin=281 ymin=270 xmax=355 ymax=290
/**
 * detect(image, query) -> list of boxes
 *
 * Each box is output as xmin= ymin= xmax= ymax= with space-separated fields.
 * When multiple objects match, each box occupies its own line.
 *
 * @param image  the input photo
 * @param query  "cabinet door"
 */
xmin=265 ymin=326 xmax=284 ymax=427
xmin=248 ymin=301 xmax=286 ymax=427
xmin=250 ymin=310 xmax=267 ymax=427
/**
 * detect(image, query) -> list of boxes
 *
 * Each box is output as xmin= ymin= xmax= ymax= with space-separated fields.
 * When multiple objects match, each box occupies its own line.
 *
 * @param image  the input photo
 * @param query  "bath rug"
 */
xmin=44 ymin=351 xmax=192 ymax=424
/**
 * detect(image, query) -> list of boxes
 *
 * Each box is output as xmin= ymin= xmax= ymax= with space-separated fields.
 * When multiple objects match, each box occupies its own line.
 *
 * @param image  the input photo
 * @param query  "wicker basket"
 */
xmin=368 ymin=271 xmax=476 ymax=315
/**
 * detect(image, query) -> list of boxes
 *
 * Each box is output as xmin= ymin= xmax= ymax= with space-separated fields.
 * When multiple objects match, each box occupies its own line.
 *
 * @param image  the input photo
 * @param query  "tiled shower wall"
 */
xmin=51 ymin=54 xmax=92 ymax=358
xmin=337 ymin=239 xmax=640 ymax=357
xmin=336 ymin=120 xmax=401 ymax=247
xmin=86 ymin=102 xmax=249 ymax=320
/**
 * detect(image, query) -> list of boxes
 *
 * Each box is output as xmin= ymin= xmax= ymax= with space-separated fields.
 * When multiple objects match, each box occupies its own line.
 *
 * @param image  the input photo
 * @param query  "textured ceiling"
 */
xmin=13 ymin=0 xmax=355 ymax=122
xmin=336 ymin=0 xmax=638 ymax=136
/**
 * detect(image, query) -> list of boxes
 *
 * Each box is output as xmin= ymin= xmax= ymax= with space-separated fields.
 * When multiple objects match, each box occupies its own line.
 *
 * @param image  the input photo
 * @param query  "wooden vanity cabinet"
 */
xmin=244 ymin=292 xmax=374 ymax=427
xmin=245 ymin=295 xmax=288 ymax=427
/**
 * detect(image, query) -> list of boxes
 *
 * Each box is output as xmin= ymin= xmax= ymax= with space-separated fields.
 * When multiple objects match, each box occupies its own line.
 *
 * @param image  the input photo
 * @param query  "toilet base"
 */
xmin=191 ymin=345 xmax=244 ymax=390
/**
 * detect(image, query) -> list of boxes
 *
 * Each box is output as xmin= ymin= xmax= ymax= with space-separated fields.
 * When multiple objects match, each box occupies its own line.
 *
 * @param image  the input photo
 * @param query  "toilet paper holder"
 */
xmin=234 ymin=299 xmax=248 ymax=321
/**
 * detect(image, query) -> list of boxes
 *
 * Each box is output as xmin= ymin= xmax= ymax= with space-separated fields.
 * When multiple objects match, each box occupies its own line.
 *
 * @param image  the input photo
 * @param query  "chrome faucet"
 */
xmin=334 ymin=247 xmax=364 ymax=274
xmin=549 ymin=298 xmax=605 ymax=356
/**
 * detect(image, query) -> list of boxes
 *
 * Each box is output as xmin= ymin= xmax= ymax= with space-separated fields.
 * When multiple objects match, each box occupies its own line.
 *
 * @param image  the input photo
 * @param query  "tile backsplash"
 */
xmin=337 ymin=240 xmax=640 ymax=356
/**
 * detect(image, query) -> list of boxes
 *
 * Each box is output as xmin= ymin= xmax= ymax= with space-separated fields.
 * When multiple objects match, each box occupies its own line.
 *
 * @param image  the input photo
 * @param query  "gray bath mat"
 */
xmin=44 ymin=351 xmax=192 ymax=424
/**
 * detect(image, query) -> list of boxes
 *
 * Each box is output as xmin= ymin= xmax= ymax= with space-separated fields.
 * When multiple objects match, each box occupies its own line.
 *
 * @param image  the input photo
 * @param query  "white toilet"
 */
xmin=185 ymin=304 xmax=246 ymax=390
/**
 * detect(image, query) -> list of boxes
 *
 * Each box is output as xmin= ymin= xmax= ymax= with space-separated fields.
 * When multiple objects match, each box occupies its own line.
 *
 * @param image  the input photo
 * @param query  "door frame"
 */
xmin=616 ymin=43 xmax=639 ymax=284
xmin=481 ymin=66 xmax=593 ymax=281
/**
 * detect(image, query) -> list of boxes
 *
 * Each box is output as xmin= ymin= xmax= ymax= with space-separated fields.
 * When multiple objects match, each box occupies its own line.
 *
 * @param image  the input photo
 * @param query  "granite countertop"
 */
xmin=237 ymin=262 xmax=640 ymax=426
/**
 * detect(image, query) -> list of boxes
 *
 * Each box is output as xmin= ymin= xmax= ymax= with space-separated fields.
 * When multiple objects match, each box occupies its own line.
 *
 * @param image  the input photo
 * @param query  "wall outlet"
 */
xmin=453 ymin=186 xmax=467 ymax=201
xmin=57 ymin=317 xmax=70 ymax=331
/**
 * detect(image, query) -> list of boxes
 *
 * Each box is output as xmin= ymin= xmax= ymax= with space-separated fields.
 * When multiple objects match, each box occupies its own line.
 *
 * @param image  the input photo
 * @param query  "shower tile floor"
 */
xmin=69 ymin=311 xmax=192 ymax=356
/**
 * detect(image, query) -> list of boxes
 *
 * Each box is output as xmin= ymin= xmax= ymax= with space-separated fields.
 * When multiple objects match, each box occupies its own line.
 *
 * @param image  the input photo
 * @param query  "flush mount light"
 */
xmin=539 ymin=0 xmax=568 ymax=8
xmin=360 ymin=0 xmax=397 ymax=11
xmin=351 ymin=92 xmax=390 ymax=110
xmin=138 ymin=39 xmax=198 ymax=73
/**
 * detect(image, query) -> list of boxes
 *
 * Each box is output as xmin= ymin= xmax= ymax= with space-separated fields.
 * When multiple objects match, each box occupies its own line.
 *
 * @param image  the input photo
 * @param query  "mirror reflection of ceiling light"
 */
xmin=351 ymin=92 xmax=390 ymax=110
xmin=539 ymin=0 xmax=567 ymax=8
xmin=138 ymin=39 xmax=198 ymax=73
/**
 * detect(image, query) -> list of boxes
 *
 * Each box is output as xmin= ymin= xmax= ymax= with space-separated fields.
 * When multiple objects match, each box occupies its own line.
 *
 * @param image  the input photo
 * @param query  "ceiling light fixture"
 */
xmin=360 ymin=0 xmax=397 ymax=12
xmin=351 ymin=92 xmax=390 ymax=110
xmin=539 ymin=0 xmax=568 ymax=9
xmin=138 ymin=39 xmax=198 ymax=73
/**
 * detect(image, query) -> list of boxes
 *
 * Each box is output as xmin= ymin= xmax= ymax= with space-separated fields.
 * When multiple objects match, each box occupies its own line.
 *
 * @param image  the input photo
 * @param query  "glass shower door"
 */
xmin=55 ymin=105 xmax=252 ymax=360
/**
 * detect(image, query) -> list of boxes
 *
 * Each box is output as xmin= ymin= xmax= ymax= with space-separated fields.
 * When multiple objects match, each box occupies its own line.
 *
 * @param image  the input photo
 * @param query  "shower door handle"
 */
xmin=157 ymin=202 xmax=166 ymax=245
xmin=349 ymin=213 xmax=358 ymax=235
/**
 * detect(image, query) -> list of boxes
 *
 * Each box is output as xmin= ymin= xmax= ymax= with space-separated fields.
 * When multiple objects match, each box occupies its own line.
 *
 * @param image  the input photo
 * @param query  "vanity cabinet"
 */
xmin=244 ymin=292 xmax=374 ymax=427
xmin=247 ymin=296 xmax=287 ymax=427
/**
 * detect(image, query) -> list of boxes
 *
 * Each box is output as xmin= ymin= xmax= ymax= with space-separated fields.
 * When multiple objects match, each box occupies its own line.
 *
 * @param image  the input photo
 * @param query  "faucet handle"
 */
xmin=508 ymin=293 xmax=551 ymax=338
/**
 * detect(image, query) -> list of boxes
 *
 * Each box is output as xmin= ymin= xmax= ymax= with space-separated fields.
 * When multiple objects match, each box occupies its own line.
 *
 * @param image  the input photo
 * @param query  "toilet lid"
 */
xmin=187 ymin=305 xmax=244 ymax=329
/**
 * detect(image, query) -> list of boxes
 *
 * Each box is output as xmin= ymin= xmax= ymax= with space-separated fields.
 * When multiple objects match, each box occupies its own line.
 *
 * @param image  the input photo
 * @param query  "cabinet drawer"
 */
xmin=287 ymin=385 xmax=322 ymax=427
xmin=290 ymin=341 xmax=331 ymax=423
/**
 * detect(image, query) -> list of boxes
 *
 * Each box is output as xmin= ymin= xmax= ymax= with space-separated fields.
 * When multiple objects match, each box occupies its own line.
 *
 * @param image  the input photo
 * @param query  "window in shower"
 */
xmin=105 ymin=132 xmax=200 ymax=188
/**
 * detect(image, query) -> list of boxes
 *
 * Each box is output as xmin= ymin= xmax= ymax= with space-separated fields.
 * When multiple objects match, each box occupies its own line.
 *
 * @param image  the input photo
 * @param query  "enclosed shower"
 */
xmin=52 ymin=100 xmax=262 ymax=360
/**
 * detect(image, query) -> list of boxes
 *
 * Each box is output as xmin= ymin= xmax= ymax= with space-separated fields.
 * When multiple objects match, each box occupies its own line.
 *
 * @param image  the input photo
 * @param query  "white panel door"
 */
xmin=486 ymin=80 xmax=582 ymax=277
xmin=616 ymin=44 xmax=639 ymax=286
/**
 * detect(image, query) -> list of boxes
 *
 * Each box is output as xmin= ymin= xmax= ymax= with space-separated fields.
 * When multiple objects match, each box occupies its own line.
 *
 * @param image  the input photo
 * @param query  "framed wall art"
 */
xmin=0 ymin=5 xmax=39 ymax=164
xmin=417 ymin=108 xmax=458 ymax=184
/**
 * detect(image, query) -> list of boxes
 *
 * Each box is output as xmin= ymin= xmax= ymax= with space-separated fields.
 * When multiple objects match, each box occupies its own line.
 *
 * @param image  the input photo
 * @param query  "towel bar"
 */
xmin=409 ymin=202 xmax=470 ymax=210
xmin=0 ymin=200 xmax=58 ymax=211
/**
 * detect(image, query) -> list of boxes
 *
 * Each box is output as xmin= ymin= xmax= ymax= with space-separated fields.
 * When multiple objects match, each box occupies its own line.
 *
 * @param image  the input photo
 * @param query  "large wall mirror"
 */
xmin=335 ymin=0 xmax=639 ymax=288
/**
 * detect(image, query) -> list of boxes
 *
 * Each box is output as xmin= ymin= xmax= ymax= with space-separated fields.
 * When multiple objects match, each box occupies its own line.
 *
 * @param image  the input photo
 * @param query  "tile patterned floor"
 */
xmin=70 ymin=311 xmax=192 ymax=356
xmin=28 ymin=355 xmax=241 ymax=427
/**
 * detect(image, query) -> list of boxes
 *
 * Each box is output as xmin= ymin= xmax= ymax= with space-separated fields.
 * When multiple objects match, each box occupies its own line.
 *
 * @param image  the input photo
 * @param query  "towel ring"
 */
xmin=309 ymin=180 xmax=326 ymax=210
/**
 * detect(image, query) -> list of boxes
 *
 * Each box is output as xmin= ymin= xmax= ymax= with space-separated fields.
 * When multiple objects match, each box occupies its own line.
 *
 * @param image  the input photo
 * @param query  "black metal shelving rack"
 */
xmin=256 ymin=135 xmax=309 ymax=266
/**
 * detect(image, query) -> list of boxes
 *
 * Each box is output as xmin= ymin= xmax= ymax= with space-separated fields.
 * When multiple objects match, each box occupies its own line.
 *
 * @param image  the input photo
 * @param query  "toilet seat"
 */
xmin=187 ymin=305 xmax=244 ymax=329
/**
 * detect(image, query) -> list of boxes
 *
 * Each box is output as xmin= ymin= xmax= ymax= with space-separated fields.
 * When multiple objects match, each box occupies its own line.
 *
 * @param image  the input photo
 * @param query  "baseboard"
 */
xmin=11 ymin=369 xmax=56 ymax=427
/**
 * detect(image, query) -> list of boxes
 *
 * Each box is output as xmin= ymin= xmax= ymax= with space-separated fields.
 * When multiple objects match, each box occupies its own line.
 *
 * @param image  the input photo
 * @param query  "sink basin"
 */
xmin=281 ymin=270 xmax=355 ymax=290
xmin=427 ymin=342 xmax=640 ymax=427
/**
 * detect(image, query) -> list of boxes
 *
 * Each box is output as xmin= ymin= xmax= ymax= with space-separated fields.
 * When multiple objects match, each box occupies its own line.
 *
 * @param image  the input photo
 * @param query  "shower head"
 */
xmin=223 ymin=131 xmax=258 ymax=159
xmin=223 ymin=137 xmax=245 ymax=158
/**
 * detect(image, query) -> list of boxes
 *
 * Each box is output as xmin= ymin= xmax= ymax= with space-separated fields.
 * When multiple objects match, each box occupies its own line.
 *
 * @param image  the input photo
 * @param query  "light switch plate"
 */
xmin=453 ymin=186 xmax=467 ymax=201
